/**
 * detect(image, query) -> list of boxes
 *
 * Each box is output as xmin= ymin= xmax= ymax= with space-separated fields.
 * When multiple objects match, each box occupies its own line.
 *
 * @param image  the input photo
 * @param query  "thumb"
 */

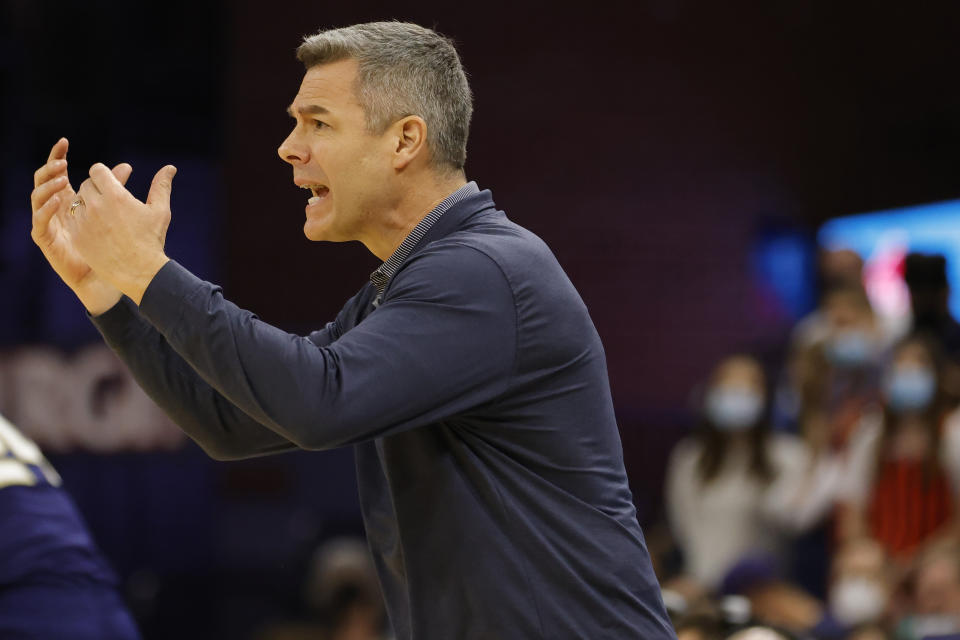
xmin=147 ymin=165 xmax=177 ymax=208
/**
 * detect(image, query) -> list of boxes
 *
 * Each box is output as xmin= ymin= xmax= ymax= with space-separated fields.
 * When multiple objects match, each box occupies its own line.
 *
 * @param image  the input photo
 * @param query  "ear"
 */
xmin=392 ymin=116 xmax=428 ymax=171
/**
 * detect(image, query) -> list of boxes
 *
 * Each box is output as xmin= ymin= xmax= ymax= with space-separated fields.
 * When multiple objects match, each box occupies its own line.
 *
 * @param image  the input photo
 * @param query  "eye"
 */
xmin=313 ymin=119 xmax=328 ymax=130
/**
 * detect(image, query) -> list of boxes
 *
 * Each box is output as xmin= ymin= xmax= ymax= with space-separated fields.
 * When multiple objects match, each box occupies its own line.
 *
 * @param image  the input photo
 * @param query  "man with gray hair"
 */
xmin=29 ymin=21 xmax=674 ymax=639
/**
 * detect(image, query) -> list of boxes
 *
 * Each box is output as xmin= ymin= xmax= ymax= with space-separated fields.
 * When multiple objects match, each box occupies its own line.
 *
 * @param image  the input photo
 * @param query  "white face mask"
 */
xmin=826 ymin=329 xmax=876 ymax=368
xmin=705 ymin=387 xmax=764 ymax=432
xmin=829 ymin=576 xmax=886 ymax=627
xmin=885 ymin=366 xmax=937 ymax=412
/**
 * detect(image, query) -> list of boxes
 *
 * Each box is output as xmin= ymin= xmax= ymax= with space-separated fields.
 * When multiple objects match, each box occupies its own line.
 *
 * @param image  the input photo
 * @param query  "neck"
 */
xmin=363 ymin=172 xmax=468 ymax=261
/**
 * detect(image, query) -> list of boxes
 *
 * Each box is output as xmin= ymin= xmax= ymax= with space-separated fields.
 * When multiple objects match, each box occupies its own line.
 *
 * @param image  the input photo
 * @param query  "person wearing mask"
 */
xmin=786 ymin=285 xmax=888 ymax=599
xmin=665 ymin=355 xmax=841 ymax=591
xmin=895 ymin=543 xmax=960 ymax=640
xmin=790 ymin=249 xmax=866 ymax=353
xmin=822 ymin=538 xmax=892 ymax=634
xmin=0 ymin=412 xmax=140 ymax=639
xmin=793 ymin=285 xmax=886 ymax=454
xmin=838 ymin=336 xmax=960 ymax=562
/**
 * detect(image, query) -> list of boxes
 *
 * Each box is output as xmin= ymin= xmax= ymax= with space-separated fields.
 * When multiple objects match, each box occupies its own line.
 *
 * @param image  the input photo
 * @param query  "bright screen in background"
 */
xmin=817 ymin=198 xmax=960 ymax=328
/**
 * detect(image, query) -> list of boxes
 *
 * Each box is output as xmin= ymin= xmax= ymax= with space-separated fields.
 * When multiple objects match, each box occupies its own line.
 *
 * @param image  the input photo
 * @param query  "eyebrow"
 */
xmin=287 ymin=103 xmax=330 ymax=118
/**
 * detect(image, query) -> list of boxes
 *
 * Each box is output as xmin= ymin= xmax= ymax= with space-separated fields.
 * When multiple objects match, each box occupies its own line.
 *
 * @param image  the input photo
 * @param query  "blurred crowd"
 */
xmin=657 ymin=250 xmax=960 ymax=640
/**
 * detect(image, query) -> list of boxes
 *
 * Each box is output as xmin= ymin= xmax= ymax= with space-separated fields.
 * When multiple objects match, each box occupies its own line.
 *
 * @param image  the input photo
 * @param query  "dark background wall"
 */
xmin=1 ymin=1 xmax=959 ymax=637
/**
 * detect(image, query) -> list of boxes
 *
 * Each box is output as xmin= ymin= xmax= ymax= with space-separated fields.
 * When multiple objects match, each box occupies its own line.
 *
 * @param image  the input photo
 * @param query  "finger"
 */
xmin=35 ymin=138 xmax=69 ymax=188
xmin=112 ymin=163 xmax=133 ymax=187
xmin=60 ymin=193 xmax=82 ymax=239
xmin=146 ymin=165 xmax=177 ymax=208
xmin=77 ymin=178 xmax=101 ymax=210
xmin=79 ymin=175 xmax=101 ymax=198
xmin=34 ymin=158 xmax=68 ymax=188
xmin=30 ymin=175 xmax=69 ymax=211
xmin=31 ymin=192 xmax=62 ymax=242
xmin=87 ymin=163 xmax=114 ymax=195
xmin=46 ymin=137 xmax=68 ymax=164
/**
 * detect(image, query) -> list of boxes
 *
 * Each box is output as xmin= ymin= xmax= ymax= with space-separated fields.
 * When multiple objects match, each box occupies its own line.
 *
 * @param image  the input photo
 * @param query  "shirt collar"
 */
xmin=370 ymin=181 xmax=480 ymax=301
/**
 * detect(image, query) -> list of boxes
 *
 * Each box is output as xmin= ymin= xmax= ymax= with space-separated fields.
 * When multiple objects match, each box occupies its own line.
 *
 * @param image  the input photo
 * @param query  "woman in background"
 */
xmin=838 ymin=335 xmax=960 ymax=563
xmin=665 ymin=354 xmax=842 ymax=592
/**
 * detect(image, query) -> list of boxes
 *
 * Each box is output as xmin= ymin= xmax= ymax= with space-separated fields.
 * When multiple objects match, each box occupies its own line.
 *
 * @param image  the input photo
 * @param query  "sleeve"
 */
xmin=91 ymin=296 xmax=298 ymax=460
xmin=135 ymin=243 xmax=518 ymax=450
xmin=664 ymin=439 xmax=698 ymax=552
xmin=760 ymin=435 xmax=844 ymax=533
xmin=837 ymin=413 xmax=883 ymax=506
xmin=940 ymin=409 xmax=960 ymax=496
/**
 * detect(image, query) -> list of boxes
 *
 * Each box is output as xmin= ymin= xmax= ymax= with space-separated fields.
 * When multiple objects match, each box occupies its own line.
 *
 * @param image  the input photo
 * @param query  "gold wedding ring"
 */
xmin=69 ymin=197 xmax=84 ymax=216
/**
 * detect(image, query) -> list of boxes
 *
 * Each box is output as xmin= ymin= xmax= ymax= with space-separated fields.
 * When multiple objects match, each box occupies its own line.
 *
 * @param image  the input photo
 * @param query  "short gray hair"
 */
xmin=297 ymin=22 xmax=473 ymax=172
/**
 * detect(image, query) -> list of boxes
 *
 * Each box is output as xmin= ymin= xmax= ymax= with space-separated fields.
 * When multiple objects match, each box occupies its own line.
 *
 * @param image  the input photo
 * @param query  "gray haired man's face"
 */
xmin=278 ymin=59 xmax=395 ymax=244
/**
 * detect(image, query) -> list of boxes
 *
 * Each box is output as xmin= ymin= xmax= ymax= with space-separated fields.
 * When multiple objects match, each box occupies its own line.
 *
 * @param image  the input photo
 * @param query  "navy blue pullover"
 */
xmin=91 ymin=188 xmax=674 ymax=639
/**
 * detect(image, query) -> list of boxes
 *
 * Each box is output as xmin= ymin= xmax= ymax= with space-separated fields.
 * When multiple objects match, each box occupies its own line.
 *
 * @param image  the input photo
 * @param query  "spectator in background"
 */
xmin=793 ymin=285 xmax=885 ymax=454
xmin=786 ymin=284 xmax=886 ymax=600
xmin=304 ymin=538 xmax=386 ymax=640
xmin=256 ymin=537 xmax=386 ymax=640
xmin=0 ymin=412 xmax=140 ymax=639
xmin=718 ymin=554 xmax=823 ymax=633
xmin=895 ymin=542 xmax=960 ymax=640
xmin=838 ymin=335 xmax=960 ymax=563
xmin=824 ymin=538 xmax=892 ymax=633
xmin=665 ymin=355 xmax=841 ymax=594
xmin=791 ymin=249 xmax=866 ymax=353
xmin=895 ymin=543 xmax=960 ymax=640
xmin=706 ymin=539 xmax=893 ymax=639
xmin=905 ymin=254 xmax=960 ymax=358
xmin=674 ymin=607 xmax=726 ymax=640
xmin=844 ymin=626 xmax=889 ymax=640
xmin=774 ymin=248 xmax=865 ymax=432
xmin=904 ymin=253 xmax=960 ymax=402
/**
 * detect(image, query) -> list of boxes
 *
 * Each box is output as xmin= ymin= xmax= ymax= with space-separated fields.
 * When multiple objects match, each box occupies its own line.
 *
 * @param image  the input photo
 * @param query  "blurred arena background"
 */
xmin=2 ymin=1 xmax=959 ymax=638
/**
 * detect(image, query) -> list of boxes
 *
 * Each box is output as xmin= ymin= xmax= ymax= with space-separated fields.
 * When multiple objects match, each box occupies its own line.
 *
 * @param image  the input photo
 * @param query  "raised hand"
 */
xmin=30 ymin=138 xmax=131 ymax=315
xmin=66 ymin=162 xmax=176 ymax=305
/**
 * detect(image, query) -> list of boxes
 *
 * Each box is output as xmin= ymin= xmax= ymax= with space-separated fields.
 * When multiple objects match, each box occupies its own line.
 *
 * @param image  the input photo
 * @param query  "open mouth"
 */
xmin=300 ymin=183 xmax=330 ymax=205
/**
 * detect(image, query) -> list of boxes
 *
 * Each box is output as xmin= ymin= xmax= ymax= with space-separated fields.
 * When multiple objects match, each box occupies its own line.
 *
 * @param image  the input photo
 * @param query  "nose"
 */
xmin=278 ymin=128 xmax=308 ymax=165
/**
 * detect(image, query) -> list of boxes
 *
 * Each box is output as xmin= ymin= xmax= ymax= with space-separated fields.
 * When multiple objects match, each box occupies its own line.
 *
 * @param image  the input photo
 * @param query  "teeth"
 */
xmin=308 ymin=196 xmax=321 ymax=204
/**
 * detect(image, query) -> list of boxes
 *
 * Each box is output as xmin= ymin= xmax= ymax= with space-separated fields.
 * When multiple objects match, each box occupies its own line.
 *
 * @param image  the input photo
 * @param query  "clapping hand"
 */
xmin=65 ymin=160 xmax=176 ymax=305
xmin=30 ymin=138 xmax=129 ymax=314
xmin=30 ymin=138 xmax=177 ymax=310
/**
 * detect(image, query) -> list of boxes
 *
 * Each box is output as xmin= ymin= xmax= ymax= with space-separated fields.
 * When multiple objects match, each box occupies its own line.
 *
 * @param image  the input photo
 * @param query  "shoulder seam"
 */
xmin=449 ymin=243 xmax=522 ymax=399
xmin=388 ymin=241 xmax=521 ymax=399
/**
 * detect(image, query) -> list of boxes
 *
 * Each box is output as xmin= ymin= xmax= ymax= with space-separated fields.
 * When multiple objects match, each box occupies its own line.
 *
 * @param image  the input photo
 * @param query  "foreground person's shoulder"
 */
xmin=392 ymin=240 xmax=513 ymax=299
